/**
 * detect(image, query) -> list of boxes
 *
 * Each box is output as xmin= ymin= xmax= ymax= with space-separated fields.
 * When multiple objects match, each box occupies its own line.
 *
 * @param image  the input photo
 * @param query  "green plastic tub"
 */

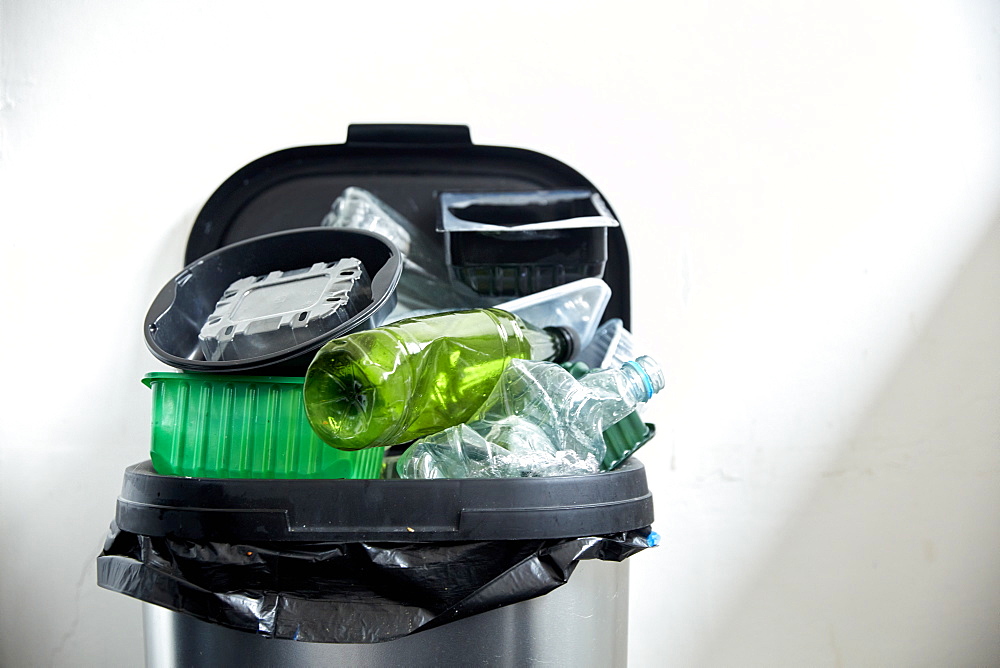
xmin=143 ymin=372 xmax=385 ymax=479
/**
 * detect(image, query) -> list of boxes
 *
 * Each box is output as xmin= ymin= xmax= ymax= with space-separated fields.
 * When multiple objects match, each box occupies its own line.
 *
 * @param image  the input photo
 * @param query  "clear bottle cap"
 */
xmin=623 ymin=355 xmax=664 ymax=402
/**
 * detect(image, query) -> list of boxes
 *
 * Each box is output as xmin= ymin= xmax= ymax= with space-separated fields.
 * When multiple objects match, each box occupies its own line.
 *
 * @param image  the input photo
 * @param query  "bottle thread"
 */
xmin=624 ymin=359 xmax=655 ymax=402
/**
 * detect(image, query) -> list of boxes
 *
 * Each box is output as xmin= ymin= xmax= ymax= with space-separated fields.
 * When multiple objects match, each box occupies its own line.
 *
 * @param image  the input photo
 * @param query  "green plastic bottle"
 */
xmin=304 ymin=308 xmax=576 ymax=450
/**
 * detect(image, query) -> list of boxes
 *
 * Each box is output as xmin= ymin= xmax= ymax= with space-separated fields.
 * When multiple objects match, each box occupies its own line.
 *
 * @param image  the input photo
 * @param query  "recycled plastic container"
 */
xmin=142 ymin=372 xmax=384 ymax=479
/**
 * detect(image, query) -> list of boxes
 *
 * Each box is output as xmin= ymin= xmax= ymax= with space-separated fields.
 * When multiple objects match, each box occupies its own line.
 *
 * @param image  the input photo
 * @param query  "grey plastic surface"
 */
xmin=198 ymin=259 xmax=371 ymax=361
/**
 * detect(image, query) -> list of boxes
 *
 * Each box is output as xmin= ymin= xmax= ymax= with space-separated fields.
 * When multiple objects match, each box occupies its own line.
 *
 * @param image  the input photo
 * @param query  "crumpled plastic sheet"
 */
xmin=96 ymin=522 xmax=653 ymax=644
xmin=398 ymin=420 xmax=602 ymax=479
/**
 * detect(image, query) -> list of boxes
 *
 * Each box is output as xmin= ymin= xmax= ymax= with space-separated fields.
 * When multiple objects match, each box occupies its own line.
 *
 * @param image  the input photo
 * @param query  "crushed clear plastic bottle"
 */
xmin=396 ymin=355 xmax=664 ymax=478
xmin=322 ymin=186 xmax=487 ymax=317
xmin=576 ymin=318 xmax=638 ymax=369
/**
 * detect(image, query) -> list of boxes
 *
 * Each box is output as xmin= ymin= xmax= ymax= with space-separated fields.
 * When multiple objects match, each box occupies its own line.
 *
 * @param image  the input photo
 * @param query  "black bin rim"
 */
xmin=115 ymin=459 xmax=654 ymax=542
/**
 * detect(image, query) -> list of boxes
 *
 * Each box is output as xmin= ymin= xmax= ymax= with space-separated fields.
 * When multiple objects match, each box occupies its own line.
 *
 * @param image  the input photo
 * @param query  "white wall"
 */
xmin=2 ymin=1 xmax=998 ymax=666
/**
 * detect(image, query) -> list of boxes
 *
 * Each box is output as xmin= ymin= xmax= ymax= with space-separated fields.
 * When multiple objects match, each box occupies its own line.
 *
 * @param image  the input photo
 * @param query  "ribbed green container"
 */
xmin=143 ymin=372 xmax=385 ymax=479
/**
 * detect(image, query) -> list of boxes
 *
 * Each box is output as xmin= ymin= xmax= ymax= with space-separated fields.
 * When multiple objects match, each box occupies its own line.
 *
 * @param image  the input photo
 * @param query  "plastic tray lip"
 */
xmin=142 ymin=371 xmax=307 ymax=385
xmin=437 ymin=188 xmax=621 ymax=233
xmin=144 ymin=227 xmax=402 ymax=374
xmin=115 ymin=458 xmax=654 ymax=542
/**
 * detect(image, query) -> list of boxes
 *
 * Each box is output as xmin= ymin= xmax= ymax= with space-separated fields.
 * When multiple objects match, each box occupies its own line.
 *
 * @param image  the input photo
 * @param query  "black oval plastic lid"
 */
xmin=144 ymin=227 xmax=402 ymax=376
xmin=114 ymin=459 xmax=654 ymax=543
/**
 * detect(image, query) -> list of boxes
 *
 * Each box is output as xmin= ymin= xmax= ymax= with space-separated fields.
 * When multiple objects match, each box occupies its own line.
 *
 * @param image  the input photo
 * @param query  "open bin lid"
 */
xmin=114 ymin=459 xmax=654 ymax=542
xmin=183 ymin=123 xmax=633 ymax=328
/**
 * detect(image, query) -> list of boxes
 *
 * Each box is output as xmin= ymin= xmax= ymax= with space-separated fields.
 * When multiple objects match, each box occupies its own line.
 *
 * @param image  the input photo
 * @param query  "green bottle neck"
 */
xmin=524 ymin=325 xmax=577 ymax=363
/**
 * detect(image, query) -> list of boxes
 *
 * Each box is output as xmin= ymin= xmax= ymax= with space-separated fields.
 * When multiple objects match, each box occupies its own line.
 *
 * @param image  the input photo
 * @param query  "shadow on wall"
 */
xmin=699 ymin=215 xmax=1000 ymax=667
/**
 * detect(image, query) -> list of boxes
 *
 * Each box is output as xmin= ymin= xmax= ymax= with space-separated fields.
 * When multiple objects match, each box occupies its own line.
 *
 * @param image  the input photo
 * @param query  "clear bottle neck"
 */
xmin=619 ymin=356 xmax=665 ymax=405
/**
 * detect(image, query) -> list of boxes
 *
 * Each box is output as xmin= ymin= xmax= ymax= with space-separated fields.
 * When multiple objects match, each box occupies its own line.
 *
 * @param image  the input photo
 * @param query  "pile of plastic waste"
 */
xmin=142 ymin=186 xmax=663 ymax=480
xmin=309 ymin=188 xmax=663 ymax=478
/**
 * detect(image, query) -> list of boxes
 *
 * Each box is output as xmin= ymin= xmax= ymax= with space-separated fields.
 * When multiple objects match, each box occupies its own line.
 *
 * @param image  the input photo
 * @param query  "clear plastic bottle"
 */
xmin=576 ymin=318 xmax=638 ymax=369
xmin=322 ymin=187 xmax=443 ymax=282
xmin=322 ymin=186 xmax=487 ymax=317
xmin=396 ymin=355 xmax=664 ymax=479
xmin=303 ymin=308 xmax=578 ymax=451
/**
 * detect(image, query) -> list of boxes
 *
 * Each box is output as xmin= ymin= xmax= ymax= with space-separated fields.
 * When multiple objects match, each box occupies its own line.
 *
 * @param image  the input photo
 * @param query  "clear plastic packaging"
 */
xmin=198 ymin=259 xmax=371 ymax=362
xmin=304 ymin=309 xmax=578 ymax=451
xmin=576 ymin=318 xmax=639 ymax=369
xmin=496 ymin=278 xmax=611 ymax=354
xmin=323 ymin=188 xmax=440 ymax=277
xmin=397 ymin=355 xmax=664 ymax=479
xmin=562 ymin=361 xmax=656 ymax=470
xmin=322 ymin=187 xmax=485 ymax=316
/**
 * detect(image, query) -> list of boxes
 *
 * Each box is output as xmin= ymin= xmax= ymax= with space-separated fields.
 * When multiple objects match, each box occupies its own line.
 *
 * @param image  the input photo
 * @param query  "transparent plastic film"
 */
xmin=577 ymin=318 xmax=641 ymax=369
xmin=198 ymin=259 xmax=372 ymax=362
xmin=397 ymin=356 xmax=664 ymax=478
xmin=497 ymin=278 xmax=612 ymax=352
xmin=322 ymin=186 xmax=488 ymax=317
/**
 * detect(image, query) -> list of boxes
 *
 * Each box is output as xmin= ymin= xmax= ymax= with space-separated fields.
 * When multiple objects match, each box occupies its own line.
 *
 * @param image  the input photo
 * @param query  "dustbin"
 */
xmin=98 ymin=459 xmax=655 ymax=667
xmin=98 ymin=124 xmax=657 ymax=666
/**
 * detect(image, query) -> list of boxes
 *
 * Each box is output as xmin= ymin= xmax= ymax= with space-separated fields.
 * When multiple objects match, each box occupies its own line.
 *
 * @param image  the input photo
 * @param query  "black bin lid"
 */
xmin=184 ymin=123 xmax=632 ymax=328
xmin=115 ymin=459 xmax=654 ymax=542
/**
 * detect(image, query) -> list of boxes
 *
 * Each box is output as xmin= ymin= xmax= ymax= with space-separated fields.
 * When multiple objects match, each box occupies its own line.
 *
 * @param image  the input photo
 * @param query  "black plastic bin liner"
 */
xmin=97 ymin=459 xmax=655 ymax=643
xmin=97 ymin=524 xmax=652 ymax=643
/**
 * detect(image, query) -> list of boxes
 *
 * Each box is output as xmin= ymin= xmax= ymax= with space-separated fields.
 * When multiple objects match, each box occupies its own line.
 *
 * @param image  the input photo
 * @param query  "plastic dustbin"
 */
xmin=97 ymin=124 xmax=658 ymax=666
xmin=98 ymin=459 xmax=655 ymax=667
